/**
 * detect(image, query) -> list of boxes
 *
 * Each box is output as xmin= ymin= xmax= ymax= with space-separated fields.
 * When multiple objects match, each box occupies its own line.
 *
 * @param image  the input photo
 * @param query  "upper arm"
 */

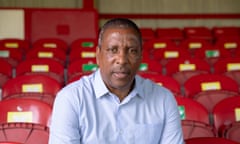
xmin=49 ymin=89 xmax=81 ymax=144
xmin=160 ymin=92 xmax=184 ymax=144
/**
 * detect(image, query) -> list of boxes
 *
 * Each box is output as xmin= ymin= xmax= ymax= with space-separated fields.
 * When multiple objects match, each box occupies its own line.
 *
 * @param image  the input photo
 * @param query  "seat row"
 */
xmin=0 ymin=93 xmax=239 ymax=143
xmin=1 ymin=30 xmax=240 ymax=67
xmin=1 ymin=68 xmax=240 ymax=111
xmin=140 ymin=26 xmax=240 ymax=42
xmin=2 ymin=56 xmax=240 ymax=88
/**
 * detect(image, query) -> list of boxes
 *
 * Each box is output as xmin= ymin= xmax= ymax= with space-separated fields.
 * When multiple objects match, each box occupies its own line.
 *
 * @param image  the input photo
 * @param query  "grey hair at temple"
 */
xmin=97 ymin=18 xmax=143 ymax=49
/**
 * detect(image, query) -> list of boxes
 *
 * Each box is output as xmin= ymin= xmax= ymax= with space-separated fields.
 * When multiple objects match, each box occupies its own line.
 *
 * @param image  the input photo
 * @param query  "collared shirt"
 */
xmin=49 ymin=70 xmax=184 ymax=144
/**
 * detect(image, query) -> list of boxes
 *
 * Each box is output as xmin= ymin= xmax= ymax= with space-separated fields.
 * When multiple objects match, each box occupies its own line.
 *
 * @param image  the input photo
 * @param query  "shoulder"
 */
xmin=136 ymin=75 xmax=173 ymax=97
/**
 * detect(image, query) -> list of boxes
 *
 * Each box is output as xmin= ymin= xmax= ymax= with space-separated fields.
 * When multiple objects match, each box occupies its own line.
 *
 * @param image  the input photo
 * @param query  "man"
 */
xmin=49 ymin=18 xmax=184 ymax=144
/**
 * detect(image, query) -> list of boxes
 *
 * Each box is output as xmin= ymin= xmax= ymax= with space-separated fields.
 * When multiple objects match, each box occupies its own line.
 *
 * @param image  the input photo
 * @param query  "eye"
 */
xmin=106 ymin=47 xmax=118 ymax=54
xmin=129 ymin=48 xmax=139 ymax=55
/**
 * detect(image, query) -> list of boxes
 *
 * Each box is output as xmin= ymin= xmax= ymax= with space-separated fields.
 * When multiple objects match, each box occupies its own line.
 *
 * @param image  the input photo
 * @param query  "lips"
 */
xmin=112 ymin=68 xmax=131 ymax=79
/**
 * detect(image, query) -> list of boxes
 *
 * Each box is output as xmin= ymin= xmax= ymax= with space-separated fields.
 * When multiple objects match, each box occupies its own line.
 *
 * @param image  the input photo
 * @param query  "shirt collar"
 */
xmin=93 ymin=70 xmax=145 ymax=99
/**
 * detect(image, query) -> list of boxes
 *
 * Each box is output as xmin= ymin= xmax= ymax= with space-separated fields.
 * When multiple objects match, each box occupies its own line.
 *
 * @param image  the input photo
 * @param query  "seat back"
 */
xmin=212 ymin=96 xmax=240 ymax=134
xmin=165 ymin=58 xmax=211 ymax=85
xmin=32 ymin=38 xmax=68 ymax=52
xmin=0 ymin=99 xmax=52 ymax=126
xmin=16 ymin=58 xmax=65 ymax=85
xmin=223 ymin=121 xmax=240 ymax=143
xmin=1 ymin=75 xmax=61 ymax=105
xmin=184 ymin=74 xmax=239 ymax=112
xmin=185 ymin=137 xmax=238 ymax=144
xmin=175 ymin=97 xmax=216 ymax=139
xmin=0 ymin=123 xmax=49 ymax=144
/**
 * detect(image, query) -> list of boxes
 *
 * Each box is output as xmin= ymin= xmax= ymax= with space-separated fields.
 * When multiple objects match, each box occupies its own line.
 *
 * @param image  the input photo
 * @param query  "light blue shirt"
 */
xmin=49 ymin=70 xmax=184 ymax=144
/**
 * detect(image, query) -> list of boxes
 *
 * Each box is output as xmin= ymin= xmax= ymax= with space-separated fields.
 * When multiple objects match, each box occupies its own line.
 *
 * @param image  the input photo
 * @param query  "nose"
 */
xmin=116 ymin=51 xmax=128 ymax=65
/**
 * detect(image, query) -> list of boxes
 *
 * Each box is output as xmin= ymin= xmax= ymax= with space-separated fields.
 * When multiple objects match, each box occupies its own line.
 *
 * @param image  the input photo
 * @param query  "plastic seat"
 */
xmin=183 ymin=26 xmax=213 ymax=42
xmin=193 ymin=46 xmax=232 ymax=66
xmin=213 ymin=57 xmax=240 ymax=86
xmin=67 ymin=59 xmax=97 ymax=82
xmin=0 ymin=98 xmax=52 ymax=126
xmin=0 ymin=142 xmax=23 ymax=144
xmin=69 ymin=46 xmax=96 ymax=63
xmin=0 ymin=38 xmax=30 ymax=53
xmin=152 ymin=47 xmax=191 ymax=66
xmin=0 ymin=48 xmax=23 ymax=67
xmin=212 ymin=96 xmax=240 ymax=142
xmin=0 ymin=59 xmax=12 ymax=88
xmin=179 ymin=38 xmax=213 ymax=57
xmin=185 ymin=137 xmax=238 ymax=144
xmin=212 ymin=26 xmax=240 ymax=40
xmin=165 ymin=58 xmax=211 ymax=86
xmin=175 ymin=97 xmax=216 ymax=139
xmin=222 ymin=121 xmax=240 ymax=143
xmin=25 ymin=48 xmax=66 ymax=66
xmin=143 ymin=38 xmax=178 ymax=54
xmin=70 ymin=38 xmax=97 ymax=51
xmin=16 ymin=58 xmax=65 ymax=85
xmin=138 ymin=73 xmax=181 ymax=96
xmin=184 ymin=74 xmax=239 ymax=113
xmin=140 ymin=28 xmax=155 ymax=42
xmin=1 ymin=75 xmax=61 ymax=106
xmin=155 ymin=27 xmax=184 ymax=44
xmin=0 ymin=123 xmax=49 ymax=144
xmin=32 ymin=38 xmax=68 ymax=53
xmin=214 ymin=37 xmax=240 ymax=57
xmin=138 ymin=59 xmax=162 ymax=74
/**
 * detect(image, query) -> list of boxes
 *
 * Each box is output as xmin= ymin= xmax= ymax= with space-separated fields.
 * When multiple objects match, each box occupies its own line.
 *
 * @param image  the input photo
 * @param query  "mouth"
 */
xmin=113 ymin=71 xmax=130 ymax=79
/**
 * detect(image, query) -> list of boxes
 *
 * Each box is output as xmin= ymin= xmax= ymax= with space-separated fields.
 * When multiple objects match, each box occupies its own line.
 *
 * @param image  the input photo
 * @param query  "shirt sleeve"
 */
xmin=160 ymin=92 xmax=184 ymax=144
xmin=48 ymin=88 xmax=81 ymax=144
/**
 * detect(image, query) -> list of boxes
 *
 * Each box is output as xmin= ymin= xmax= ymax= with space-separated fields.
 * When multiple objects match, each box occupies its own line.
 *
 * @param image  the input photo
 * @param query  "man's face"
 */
xmin=96 ymin=27 xmax=142 ymax=91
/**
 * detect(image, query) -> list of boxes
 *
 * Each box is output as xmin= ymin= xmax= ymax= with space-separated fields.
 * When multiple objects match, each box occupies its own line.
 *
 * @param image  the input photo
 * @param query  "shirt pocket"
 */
xmin=133 ymin=123 xmax=163 ymax=144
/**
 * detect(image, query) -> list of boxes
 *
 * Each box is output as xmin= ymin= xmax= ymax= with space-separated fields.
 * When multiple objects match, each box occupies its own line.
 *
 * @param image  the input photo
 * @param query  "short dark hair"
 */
xmin=98 ymin=18 xmax=142 ymax=48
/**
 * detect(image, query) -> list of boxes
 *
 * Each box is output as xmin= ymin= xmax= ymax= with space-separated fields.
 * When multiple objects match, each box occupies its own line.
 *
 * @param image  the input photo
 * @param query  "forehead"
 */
xmin=102 ymin=27 xmax=140 ymax=41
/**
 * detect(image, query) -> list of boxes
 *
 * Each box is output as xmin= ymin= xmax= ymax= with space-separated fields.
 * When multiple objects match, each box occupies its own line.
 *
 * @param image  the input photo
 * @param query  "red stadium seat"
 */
xmin=16 ymin=58 xmax=65 ymax=85
xmin=0 ymin=59 xmax=12 ymax=88
xmin=0 ymin=123 xmax=49 ymax=144
xmin=178 ymin=38 xmax=213 ymax=57
xmin=0 ymin=48 xmax=23 ymax=67
xmin=213 ymin=57 xmax=240 ymax=86
xmin=138 ymin=59 xmax=162 ymax=74
xmin=185 ymin=137 xmax=238 ymax=144
xmin=32 ymin=38 xmax=68 ymax=52
xmin=214 ymin=37 xmax=240 ymax=57
xmin=175 ymin=97 xmax=216 ymax=139
xmin=184 ymin=74 xmax=239 ymax=113
xmin=1 ymin=75 xmax=61 ymax=106
xmin=212 ymin=96 xmax=240 ymax=142
xmin=0 ymin=98 xmax=52 ymax=126
xmin=222 ymin=121 xmax=240 ymax=143
xmin=140 ymin=27 xmax=156 ymax=42
xmin=165 ymin=58 xmax=211 ymax=86
xmin=0 ymin=142 xmax=23 ymax=144
xmin=67 ymin=59 xmax=97 ymax=82
xmin=153 ymin=47 xmax=191 ymax=66
xmin=212 ymin=26 xmax=240 ymax=40
xmin=155 ymin=27 xmax=184 ymax=44
xmin=70 ymin=38 xmax=97 ymax=51
xmin=143 ymin=38 xmax=178 ymax=53
xmin=69 ymin=46 xmax=96 ymax=63
xmin=193 ymin=46 xmax=232 ymax=66
xmin=0 ymin=38 xmax=30 ymax=53
xmin=183 ymin=26 xmax=213 ymax=41
xmin=26 ymin=48 xmax=66 ymax=66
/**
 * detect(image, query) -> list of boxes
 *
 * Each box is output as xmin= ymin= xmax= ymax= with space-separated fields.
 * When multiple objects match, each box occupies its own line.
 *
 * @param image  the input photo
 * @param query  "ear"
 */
xmin=96 ymin=46 xmax=100 ymax=65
